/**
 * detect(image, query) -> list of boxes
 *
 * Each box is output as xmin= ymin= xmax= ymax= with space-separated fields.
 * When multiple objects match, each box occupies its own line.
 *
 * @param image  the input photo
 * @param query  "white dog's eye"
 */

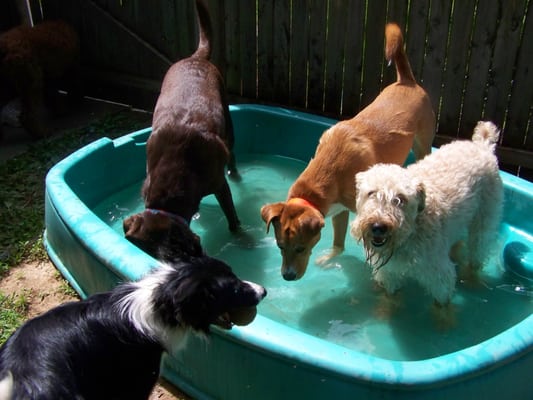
xmin=367 ymin=191 xmax=376 ymax=198
xmin=392 ymin=195 xmax=406 ymax=206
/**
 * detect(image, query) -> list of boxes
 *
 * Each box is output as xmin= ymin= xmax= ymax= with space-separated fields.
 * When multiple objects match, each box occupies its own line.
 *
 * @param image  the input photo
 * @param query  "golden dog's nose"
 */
xmin=282 ymin=268 xmax=298 ymax=281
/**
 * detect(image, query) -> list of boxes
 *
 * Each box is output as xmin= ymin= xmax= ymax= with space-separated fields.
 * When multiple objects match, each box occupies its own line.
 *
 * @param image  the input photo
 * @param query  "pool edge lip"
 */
xmin=44 ymin=103 xmax=533 ymax=388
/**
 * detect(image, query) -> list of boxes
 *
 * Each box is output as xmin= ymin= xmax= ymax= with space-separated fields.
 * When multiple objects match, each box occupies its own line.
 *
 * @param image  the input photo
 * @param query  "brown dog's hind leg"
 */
xmin=215 ymin=179 xmax=241 ymax=231
xmin=226 ymin=151 xmax=241 ymax=181
xmin=224 ymin=104 xmax=241 ymax=181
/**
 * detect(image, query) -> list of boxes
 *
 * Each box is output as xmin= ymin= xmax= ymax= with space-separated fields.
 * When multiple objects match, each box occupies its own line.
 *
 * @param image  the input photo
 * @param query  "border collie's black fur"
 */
xmin=0 ymin=259 xmax=266 ymax=399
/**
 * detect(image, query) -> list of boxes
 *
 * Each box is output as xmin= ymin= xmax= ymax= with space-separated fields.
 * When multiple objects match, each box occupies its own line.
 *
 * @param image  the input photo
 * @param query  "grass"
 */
xmin=0 ymin=291 xmax=30 ymax=344
xmin=0 ymin=107 xmax=151 ymax=343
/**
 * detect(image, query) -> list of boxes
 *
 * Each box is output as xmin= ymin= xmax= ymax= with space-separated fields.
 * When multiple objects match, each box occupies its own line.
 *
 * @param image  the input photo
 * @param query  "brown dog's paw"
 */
xmin=228 ymin=218 xmax=241 ymax=232
xmin=315 ymin=246 xmax=344 ymax=266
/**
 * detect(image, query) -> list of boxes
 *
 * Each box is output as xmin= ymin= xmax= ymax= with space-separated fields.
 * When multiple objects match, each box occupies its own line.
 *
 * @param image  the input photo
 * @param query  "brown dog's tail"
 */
xmin=385 ymin=23 xmax=415 ymax=84
xmin=193 ymin=0 xmax=212 ymax=60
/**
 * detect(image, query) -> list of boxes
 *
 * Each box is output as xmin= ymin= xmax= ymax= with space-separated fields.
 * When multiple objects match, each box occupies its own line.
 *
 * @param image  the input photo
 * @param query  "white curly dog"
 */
xmin=350 ymin=121 xmax=503 ymax=305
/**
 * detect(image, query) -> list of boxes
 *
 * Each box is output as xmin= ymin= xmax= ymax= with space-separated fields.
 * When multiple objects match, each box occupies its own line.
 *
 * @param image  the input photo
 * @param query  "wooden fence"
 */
xmin=31 ymin=0 xmax=533 ymax=179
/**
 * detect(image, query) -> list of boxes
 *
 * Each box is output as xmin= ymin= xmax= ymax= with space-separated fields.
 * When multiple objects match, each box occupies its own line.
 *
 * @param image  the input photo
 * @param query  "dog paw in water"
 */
xmin=315 ymin=246 xmax=344 ymax=267
xmin=431 ymin=301 xmax=457 ymax=331
xmin=373 ymin=290 xmax=402 ymax=320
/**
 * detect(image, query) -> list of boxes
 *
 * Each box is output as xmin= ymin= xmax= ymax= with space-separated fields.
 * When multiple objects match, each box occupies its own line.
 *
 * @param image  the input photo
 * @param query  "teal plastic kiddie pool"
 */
xmin=44 ymin=104 xmax=532 ymax=399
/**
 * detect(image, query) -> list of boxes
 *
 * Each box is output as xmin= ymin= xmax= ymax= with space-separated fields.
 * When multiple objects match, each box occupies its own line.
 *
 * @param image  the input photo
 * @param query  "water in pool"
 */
xmin=93 ymin=154 xmax=533 ymax=361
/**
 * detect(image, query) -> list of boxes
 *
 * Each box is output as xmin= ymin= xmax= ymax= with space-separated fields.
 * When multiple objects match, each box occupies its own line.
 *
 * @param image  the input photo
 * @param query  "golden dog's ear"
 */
xmin=416 ymin=182 xmax=426 ymax=212
xmin=260 ymin=202 xmax=285 ymax=233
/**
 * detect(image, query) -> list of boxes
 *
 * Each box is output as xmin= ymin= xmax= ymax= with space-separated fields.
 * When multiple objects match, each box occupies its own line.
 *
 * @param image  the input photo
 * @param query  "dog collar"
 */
xmin=287 ymin=197 xmax=321 ymax=214
xmin=145 ymin=208 xmax=190 ymax=226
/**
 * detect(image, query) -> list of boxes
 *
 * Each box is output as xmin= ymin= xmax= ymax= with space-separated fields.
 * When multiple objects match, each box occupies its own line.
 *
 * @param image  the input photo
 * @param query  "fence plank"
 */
xmin=421 ymin=0 xmax=452 ymax=122
xmin=223 ymin=0 xmax=241 ymax=96
xmin=272 ymin=1 xmax=291 ymax=104
xmin=459 ymin=1 xmax=500 ymax=137
xmin=205 ymin=0 xmax=225 ymax=76
xmin=405 ymin=0 xmax=430 ymax=84
xmin=505 ymin=3 xmax=533 ymax=150
xmin=484 ymin=0 xmax=528 ymax=138
xmin=239 ymin=1 xmax=257 ymax=99
xmin=438 ymin=0 xmax=476 ymax=137
xmin=289 ymin=0 xmax=311 ymax=109
xmin=131 ymin=1 xmax=178 ymax=79
xmin=164 ymin=0 xmax=196 ymax=61
xmin=306 ymin=0 xmax=328 ymax=111
xmin=323 ymin=0 xmax=350 ymax=115
xmin=359 ymin=0 xmax=387 ymax=108
xmin=386 ymin=0 xmax=408 ymax=28
xmin=81 ymin=1 xmax=140 ymax=76
xmin=340 ymin=0 xmax=365 ymax=117
xmin=257 ymin=0 xmax=274 ymax=101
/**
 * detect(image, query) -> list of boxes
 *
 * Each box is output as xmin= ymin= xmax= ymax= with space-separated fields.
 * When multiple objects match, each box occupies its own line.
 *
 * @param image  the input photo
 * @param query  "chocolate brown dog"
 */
xmin=261 ymin=23 xmax=435 ymax=281
xmin=0 ymin=20 xmax=80 ymax=138
xmin=125 ymin=0 xmax=240 ymax=248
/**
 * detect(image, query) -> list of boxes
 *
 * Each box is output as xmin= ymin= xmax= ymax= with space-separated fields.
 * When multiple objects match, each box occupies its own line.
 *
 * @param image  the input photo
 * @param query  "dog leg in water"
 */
xmin=316 ymin=210 xmax=349 ymax=265
xmin=215 ymin=180 xmax=241 ymax=231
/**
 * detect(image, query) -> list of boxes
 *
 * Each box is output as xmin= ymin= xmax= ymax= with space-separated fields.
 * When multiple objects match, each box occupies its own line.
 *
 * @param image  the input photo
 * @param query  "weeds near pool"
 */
xmin=0 ymin=291 xmax=29 ymax=344
xmin=55 ymin=270 xmax=78 ymax=297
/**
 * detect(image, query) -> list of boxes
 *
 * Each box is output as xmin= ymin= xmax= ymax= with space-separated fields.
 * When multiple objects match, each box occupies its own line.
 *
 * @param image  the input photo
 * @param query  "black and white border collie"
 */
xmin=0 ymin=258 xmax=266 ymax=400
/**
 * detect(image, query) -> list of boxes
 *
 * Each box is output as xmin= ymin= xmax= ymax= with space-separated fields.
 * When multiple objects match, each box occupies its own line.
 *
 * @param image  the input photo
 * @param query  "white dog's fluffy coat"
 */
xmin=350 ymin=121 xmax=503 ymax=305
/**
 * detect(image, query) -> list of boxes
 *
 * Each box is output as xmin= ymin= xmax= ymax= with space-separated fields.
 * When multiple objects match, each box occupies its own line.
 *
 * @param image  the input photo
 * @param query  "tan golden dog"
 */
xmin=261 ymin=23 xmax=435 ymax=281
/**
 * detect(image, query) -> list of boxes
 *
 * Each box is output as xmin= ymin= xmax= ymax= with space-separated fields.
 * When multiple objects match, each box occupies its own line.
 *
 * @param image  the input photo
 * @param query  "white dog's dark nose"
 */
xmin=371 ymin=223 xmax=388 ymax=247
xmin=371 ymin=223 xmax=388 ymax=235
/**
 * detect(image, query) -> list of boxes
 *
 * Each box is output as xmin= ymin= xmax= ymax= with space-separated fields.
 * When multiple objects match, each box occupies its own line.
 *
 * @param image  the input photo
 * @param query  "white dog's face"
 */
xmin=350 ymin=164 xmax=425 ymax=269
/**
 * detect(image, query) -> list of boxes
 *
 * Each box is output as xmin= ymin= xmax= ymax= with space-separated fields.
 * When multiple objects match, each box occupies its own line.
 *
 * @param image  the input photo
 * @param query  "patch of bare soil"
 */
xmin=0 ymin=259 xmax=189 ymax=400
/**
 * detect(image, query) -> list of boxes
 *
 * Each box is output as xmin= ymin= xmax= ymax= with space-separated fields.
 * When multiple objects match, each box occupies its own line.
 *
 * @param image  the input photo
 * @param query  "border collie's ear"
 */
xmin=153 ymin=268 xmax=211 ymax=332
xmin=260 ymin=202 xmax=285 ymax=233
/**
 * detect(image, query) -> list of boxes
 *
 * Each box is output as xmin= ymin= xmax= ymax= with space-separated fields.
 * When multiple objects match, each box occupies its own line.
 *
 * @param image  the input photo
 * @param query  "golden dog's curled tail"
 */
xmin=472 ymin=121 xmax=500 ymax=150
xmin=385 ymin=23 xmax=416 ymax=84
xmin=193 ymin=0 xmax=212 ymax=60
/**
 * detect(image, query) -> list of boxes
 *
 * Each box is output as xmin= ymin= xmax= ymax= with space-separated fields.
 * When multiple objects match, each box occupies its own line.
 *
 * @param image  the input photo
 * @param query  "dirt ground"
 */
xmin=0 ymin=260 xmax=189 ymax=400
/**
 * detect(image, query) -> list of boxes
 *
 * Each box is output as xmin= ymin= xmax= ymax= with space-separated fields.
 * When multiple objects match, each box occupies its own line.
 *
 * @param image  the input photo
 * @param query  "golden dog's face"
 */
xmin=261 ymin=202 xmax=324 ymax=280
